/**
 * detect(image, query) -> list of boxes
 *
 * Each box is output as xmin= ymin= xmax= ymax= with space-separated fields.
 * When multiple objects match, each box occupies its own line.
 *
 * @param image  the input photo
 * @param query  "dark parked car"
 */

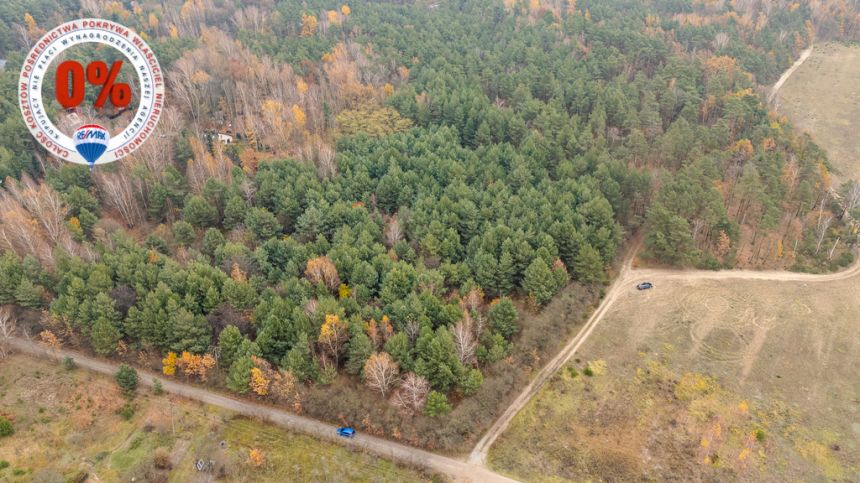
xmin=636 ymin=282 xmax=653 ymax=290
xmin=337 ymin=427 xmax=356 ymax=438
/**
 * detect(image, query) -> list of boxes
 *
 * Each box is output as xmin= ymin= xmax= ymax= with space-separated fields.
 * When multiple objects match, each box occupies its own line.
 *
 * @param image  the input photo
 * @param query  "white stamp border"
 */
xmin=18 ymin=18 xmax=165 ymax=166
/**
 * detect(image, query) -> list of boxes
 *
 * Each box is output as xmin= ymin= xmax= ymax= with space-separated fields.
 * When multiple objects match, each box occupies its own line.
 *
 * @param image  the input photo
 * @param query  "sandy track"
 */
xmin=9 ymin=338 xmax=515 ymax=483
xmin=468 ymin=249 xmax=860 ymax=465
xmin=11 ymin=249 xmax=858 ymax=480
xmin=769 ymin=43 xmax=814 ymax=104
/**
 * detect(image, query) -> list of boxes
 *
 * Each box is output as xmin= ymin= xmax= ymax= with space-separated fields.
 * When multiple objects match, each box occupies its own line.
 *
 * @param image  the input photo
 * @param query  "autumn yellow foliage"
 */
xmin=300 ymin=14 xmax=318 ymax=36
xmin=176 ymin=351 xmax=216 ymax=381
xmin=319 ymin=313 xmax=349 ymax=357
xmin=675 ymin=372 xmax=718 ymax=401
xmin=336 ymin=106 xmax=412 ymax=137
xmin=305 ymin=256 xmax=340 ymax=292
xmin=296 ymin=78 xmax=309 ymax=94
xmin=291 ymin=104 xmax=306 ymax=127
xmin=162 ymin=352 xmax=177 ymax=376
xmin=248 ymin=448 xmax=265 ymax=467
xmin=250 ymin=367 xmax=269 ymax=396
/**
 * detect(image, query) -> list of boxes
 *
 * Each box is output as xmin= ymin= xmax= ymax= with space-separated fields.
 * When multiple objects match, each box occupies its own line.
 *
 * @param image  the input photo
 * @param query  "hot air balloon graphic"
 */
xmin=73 ymin=124 xmax=109 ymax=169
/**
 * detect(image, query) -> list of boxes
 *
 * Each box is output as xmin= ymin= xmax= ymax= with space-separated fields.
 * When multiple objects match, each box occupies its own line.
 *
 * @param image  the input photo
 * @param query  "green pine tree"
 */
xmin=170 ymin=308 xmax=212 ymax=354
xmin=14 ymin=278 xmax=45 ymax=309
xmin=522 ymin=258 xmax=556 ymax=306
xmin=217 ymin=325 xmax=244 ymax=369
xmin=424 ymin=391 xmax=452 ymax=417
xmin=345 ymin=330 xmax=373 ymax=375
xmin=90 ymin=293 xmax=122 ymax=356
xmin=226 ymin=355 xmax=254 ymax=394
xmin=282 ymin=332 xmax=318 ymax=382
xmin=488 ymin=297 xmax=518 ymax=339
xmin=573 ymin=243 xmax=606 ymax=284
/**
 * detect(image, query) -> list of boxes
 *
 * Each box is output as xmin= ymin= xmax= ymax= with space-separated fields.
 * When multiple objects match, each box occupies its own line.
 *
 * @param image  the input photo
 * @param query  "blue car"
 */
xmin=636 ymin=282 xmax=653 ymax=290
xmin=337 ymin=427 xmax=356 ymax=438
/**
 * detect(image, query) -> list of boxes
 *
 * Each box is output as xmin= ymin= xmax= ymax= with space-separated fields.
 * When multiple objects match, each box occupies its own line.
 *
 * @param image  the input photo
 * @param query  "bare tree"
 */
xmin=304 ymin=256 xmax=341 ymax=292
xmin=712 ymin=32 xmax=729 ymax=50
xmin=815 ymin=214 xmax=833 ymax=254
xmin=315 ymin=139 xmax=337 ymax=179
xmin=404 ymin=319 xmax=421 ymax=344
xmin=842 ymin=181 xmax=860 ymax=218
xmin=460 ymin=286 xmax=484 ymax=312
xmin=452 ymin=316 xmax=477 ymax=366
xmin=0 ymin=306 xmax=16 ymax=359
xmin=392 ymin=372 xmax=430 ymax=413
xmin=96 ymin=167 xmax=144 ymax=227
xmin=384 ymin=216 xmax=403 ymax=248
xmin=363 ymin=352 xmax=399 ymax=397
xmin=814 ymin=200 xmax=833 ymax=254
xmin=0 ymin=199 xmax=54 ymax=266
xmin=5 ymin=175 xmax=68 ymax=245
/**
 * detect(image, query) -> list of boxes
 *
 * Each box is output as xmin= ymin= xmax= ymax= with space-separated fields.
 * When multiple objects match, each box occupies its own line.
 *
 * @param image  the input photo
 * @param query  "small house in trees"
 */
xmin=216 ymin=133 xmax=233 ymax=144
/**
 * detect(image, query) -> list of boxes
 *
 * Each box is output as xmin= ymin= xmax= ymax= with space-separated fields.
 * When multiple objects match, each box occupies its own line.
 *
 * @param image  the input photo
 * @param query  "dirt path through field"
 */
xmin=8 ymin=338 xmax=515 ymax=483
xmin=774 ymin=42 xmax=860 ymax=182
xmin=470 ymin=248 xmax=860 ymax=465
xmin=10 ymin=246 xmax=860 ymax=480
xmin=769 ymin=43 xmax=814 ymax=103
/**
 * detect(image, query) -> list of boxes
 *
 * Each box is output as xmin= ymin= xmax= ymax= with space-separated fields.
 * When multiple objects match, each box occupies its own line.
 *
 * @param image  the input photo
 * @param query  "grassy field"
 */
xmin=488 ymin=276 xmax=860 ymax=481
xmin=776 ymin=41 xmax=860 ymax=183
xmin=0 ymin=354 xmax=435 ymax=482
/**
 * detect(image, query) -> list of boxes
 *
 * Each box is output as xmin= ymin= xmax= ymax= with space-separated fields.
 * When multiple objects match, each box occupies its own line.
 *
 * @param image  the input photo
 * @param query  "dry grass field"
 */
xmin=0 ymin=354 xmax=433 ymax=482
xmin=776 ymin=42 xmax=860 ymax=183
xmin=488 ymin=276 xmax=860 ymax=481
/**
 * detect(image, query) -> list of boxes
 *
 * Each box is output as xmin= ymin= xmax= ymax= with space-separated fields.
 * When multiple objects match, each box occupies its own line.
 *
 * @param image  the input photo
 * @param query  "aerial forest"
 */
xmin=0 ymin=0 xmax=857 ymax=449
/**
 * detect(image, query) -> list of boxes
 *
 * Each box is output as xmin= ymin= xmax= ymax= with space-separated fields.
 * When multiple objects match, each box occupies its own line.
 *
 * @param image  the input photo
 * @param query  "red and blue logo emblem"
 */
xmin=73 ymin=124 xmax=109 ymax=166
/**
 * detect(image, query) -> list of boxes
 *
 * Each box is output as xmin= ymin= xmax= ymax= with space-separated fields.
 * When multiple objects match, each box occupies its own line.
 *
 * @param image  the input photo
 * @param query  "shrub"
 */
xmin=583 ymin=366 xmax=594 ymax=377
xmin=117 ymin=403 xmax=136 ymax=421
xmin=755 ymin=429 xmax=766 ymax=442
xmin=0 ymin=417 xmax=13 ymax=437
xmin=0 ymin=460 xmax=8 ymax=469
xmin=152 ymin=379 xmax=164 ymax=395
xmin=424 ymin=391 xmax=452 ymax=417
xmin=153 ymin=447 xmax=172 ymax=469
xmin=115 ymin=364 xmax=139 ymax=396
xmin=62 ymin=356 xmax=76 ymax=371
xmin=66 ymin=470 xmax=88 ymax=483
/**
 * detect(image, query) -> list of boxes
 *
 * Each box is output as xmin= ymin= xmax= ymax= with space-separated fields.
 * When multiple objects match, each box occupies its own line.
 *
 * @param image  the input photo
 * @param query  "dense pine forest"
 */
xmin=0 ymin=0 xmax=858 ymax=449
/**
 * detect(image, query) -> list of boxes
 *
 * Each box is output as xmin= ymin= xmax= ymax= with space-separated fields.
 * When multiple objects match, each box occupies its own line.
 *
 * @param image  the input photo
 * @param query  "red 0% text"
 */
xmin=55 ymin=60 xmax=132 ymax=109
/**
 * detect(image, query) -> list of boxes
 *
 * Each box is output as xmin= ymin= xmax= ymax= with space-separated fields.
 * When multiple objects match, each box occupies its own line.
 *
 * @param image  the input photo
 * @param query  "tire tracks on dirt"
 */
xmin=469 ymin=249 xmax=860 ymax=465
xmin=10 ymin=251 xmax=859 ymax=480
xmin=8 ymin=337 xmax=515 ymax=483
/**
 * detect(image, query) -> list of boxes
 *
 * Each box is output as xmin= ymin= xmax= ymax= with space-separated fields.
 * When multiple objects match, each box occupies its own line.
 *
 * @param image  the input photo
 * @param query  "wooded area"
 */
xmin=0 ymin=0 xmax=858 ymax=449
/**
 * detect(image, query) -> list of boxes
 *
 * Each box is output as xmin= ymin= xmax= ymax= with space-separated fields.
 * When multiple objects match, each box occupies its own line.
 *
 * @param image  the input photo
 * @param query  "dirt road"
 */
xmin=468 ymin=251 xmax=860 ymax=464
xmin=769 ymin=43 xmax=814 ymax=104
xmin=8 ymin=338 xmax=515 ymax=483
xmin=11 ymin=250 xmax=858 ymax=480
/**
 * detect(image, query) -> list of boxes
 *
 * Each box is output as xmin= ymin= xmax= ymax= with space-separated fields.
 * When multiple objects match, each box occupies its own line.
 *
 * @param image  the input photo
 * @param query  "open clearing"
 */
xmin=488 ymin=276 xmax=860 ymax=481
xmin=776 ymin=42 xmax=860 ymax=183
xmin=0 ymin=354 xmax=433 ymax=482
